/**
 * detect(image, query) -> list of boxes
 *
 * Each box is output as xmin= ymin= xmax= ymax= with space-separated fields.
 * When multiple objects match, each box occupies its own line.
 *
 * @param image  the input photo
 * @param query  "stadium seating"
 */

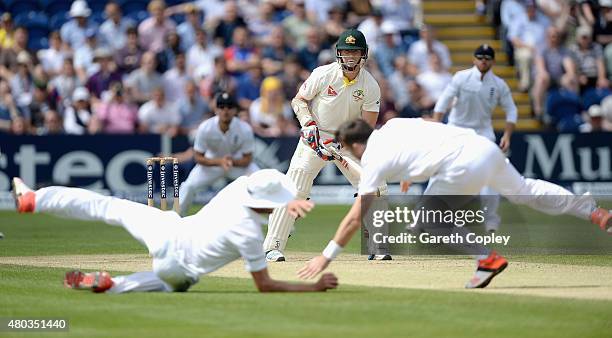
xmin=119 ymin=0 xmax=149 ymax=15
xmin=125 ymin=10 xmax=149 ymax=24
xmin=14 ymin=12 xmax=50 ymax=48
xmin=40 ymin=0 xmax=72 ymax=18
xmin=6 ymin=0 xmax=42 ymax=15
xmin=49 ymin=12 xmax=70 ymax=31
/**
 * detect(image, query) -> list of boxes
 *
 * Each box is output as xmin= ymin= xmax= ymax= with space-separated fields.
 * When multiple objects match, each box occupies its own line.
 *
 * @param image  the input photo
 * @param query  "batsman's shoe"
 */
xmin=11 ymin=177 xmax=35 ymax=213
xmin=591 ymin=208 xmax=612 ymax=233
xmin=465 ymin=251 xmax=508 ymax=289
xmin=266 ymin=250 xmax=286 ymax=262
xmin=64 ymin=270 xmax=114 ymax=293
xmin=368 ymin=254 xmax=392 ymax=260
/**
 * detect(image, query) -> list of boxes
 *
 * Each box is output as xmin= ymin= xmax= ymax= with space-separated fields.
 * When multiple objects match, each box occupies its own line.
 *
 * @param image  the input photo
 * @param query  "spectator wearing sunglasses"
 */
xmin=432 ymin=44 xmax=518 ymax=234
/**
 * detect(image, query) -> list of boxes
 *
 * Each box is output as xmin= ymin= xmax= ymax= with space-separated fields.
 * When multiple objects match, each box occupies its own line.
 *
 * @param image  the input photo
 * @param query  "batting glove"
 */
xmin=300 ymin=122 xmax=334 ymax=161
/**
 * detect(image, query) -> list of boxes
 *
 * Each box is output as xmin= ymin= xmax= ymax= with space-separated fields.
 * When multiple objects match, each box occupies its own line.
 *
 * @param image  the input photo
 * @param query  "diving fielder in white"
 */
xmin=11 ymin=170 xmax=338 ymax=293
xmin=298 ymin=118 xmax=612 ymax=288
xmin=264 ymin=29 xmax=388 ymax=262
xmin=178 ymin=92 xmax=259 ymax=215
xmin=433 ymin=44 xmax=517 ymax=232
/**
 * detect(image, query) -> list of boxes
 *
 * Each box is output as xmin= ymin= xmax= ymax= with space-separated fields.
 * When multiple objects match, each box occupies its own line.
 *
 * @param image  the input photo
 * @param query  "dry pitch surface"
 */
xmin=1 ymin=252 xmax=611 ymax=300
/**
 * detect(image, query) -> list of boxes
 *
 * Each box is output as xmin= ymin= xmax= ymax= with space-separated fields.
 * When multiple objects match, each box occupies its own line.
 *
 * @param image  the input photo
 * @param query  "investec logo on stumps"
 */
xmin=147 ymin=165 xmax=154 ymax=199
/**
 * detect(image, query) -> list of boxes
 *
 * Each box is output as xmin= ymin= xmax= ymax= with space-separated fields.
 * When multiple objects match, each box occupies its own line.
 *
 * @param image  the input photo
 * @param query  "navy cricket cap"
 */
xmin=474 ymin=44 xmax=495 ymax=59
xmin=215 ymin=92 xmax=237 ymax=109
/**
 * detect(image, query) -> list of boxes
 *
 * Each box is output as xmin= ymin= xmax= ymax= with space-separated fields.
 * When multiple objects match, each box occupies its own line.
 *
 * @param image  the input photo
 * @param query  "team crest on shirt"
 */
xmin=352 ymin=89 xmax=364 ymax=101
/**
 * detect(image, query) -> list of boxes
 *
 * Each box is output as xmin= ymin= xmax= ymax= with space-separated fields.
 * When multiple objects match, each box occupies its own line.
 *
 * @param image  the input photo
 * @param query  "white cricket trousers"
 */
xmin=424 ymin=136 xmax=596 ymax=220
xmin=35 ymin=187 xmax=199 ymax=293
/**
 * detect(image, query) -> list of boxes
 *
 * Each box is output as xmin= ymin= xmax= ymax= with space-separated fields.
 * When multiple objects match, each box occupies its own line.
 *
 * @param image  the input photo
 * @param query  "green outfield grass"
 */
xmin=1 ymin=206 xmax=612 ymax=337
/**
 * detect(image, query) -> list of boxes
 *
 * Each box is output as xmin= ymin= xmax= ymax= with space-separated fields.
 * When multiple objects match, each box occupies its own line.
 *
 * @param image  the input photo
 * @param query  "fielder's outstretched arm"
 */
xmin=251 ymin=268 xmax=338 ymax=292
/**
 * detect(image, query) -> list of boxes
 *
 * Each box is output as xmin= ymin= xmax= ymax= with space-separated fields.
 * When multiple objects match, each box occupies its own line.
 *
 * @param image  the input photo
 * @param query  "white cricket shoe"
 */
xmin=266 ymin=250 xmax=286 ymax=262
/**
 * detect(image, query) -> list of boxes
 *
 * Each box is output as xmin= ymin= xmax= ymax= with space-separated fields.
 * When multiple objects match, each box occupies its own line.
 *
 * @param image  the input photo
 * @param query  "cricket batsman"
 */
xmin=264 ymin=29 xmax=389 ymax=262
xmin=298 ymin=118 xmax=612 ymax=288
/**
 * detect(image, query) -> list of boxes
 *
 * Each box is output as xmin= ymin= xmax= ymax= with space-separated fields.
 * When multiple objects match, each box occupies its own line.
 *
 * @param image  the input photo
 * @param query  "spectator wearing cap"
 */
xmin=63 ymin=87 xmax=93 ymax=135
xmin=407 ymin=25 xmax=451 ymax=75
xmin=37 ymin=31 xmax=66 ymax=78
xmin=73 ymin=28 xmax=99 ymax=84
xmin=163 ymin=53 xmax=189 ymax=103
xmin=212 ymin=1 xmax=247 ymax=47
xmin=177 ymin=80 xmax=211 ymax=136
xmin=297 ymin=27 xmax=324 ymax=72
xmin=10 ymin=52 xmax=34 ymax=108
xmin=508 ymin=1 xmax=550 ymax=92
xmin=99 ymin=2 xmax=136 ymax=52
xmin=571 ymin=25 xmax=609 ymax=93
xmin=0 ymin=27 xmax=33 ymax=79
xmin=224 ymin=27 xmax=259 ymax=77
xmin=86 ymin=48 xmax=124 ymax=101
xmin=138 ymin=0 xmax=177 ymax=53
xmin=125 ymin=52 xmax=163 ymax=105
xmin=49 ymin=58 xmax=81 ymax=109
xmin=283 ymin=0 xmax=313 ymax=50
xmin=187 ymin=27 xmax=223 ymax=79
xmin=90 ymin=82 xmax=139 ymax=134
xmin=580 ymin=103 xmax=604 ymax=132
xmin=115 ymin=27 xmax=143 ymax=74
xmin=60 ymin=0 xmax=98 ymax=51
xmin=532 ymin=26 xmax=578 ymax=118
xmin=261 ymin=26 xmax=295 ymax=76
xmin=138 ymin=87 xmax=181 ymax=136
xmin=433 ymin=44 xmax=517 ymax=233
xmin=375 ymin=21 xmax=405 ymax=77
xmin=177 ymin=4 xmax=202 ymax=52
xmin=249 ymin=76 xmax=298 ymax=137
xmin=0 ymin=13 xmax=15 ymax=49
xmin=357 ymin=7 xmax=384 ymax=53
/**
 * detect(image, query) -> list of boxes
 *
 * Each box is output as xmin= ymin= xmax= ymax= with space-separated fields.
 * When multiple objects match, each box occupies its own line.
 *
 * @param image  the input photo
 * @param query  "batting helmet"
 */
xmin=335 ymin=29 xmax=368 ymax=72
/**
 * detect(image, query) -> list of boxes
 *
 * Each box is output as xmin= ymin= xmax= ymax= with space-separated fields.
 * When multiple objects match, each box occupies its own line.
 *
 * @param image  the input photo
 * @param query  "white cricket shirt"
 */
xmin=193 ymin=116 xmax=255 ymax=158
xmin=298 ymin=62 xmax=381 ymax=135
xmin=434 ymin=66 xmax=517 ymax=139
xmin=358 ymin=118 xmax=477 ymax=195
xmin=176 ymin=177 xmax=268 ymax=274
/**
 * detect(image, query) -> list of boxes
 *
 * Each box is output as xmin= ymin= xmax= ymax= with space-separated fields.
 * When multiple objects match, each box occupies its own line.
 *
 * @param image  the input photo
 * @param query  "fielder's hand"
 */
xmin=315 ymin=273 xmax=339 ymax=291
xmin=499 ymin=134 xmax=511 ymax=153
xmin=287 ymin=200 xmax=314 ymax=218
xmin=298 ymin=255 xmax=330 ymax=279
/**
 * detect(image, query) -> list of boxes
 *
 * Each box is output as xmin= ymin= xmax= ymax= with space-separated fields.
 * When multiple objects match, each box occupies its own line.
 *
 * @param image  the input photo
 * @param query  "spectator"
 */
xmin=571 ymin=25 xmax=609 ymax=93
xmin=376 ymin=78 xmax=399 ymax=126
xmin=63 ymin=87 xmax=93 ymax=135
xmin=199 ymin=56 xmax=237 ymax=100
xmin=0 ymin=13 xmax=15 ymax=49
xmin=37 ymin=31 xmax=66 ymax=77
xmin=533 ymin=26 xmax=578 ymax=117
xmin=73 ymin=28 xmax=98 ymax=84
xmin=186 ymin=27 xmax=223 ymax=79
xmin=388 ymin=55 xmax=414 ymax=111
xmin=212 ymin=1 xmax=247 ymax=47
xmin=282 ymin=0 xmax=313 ymax=49
xmin=357 ymin=7 xmax=384 ymax=53
xmin=10 ymin=52 xmax=34 ymax=107
xmin=375 ymin=21 xmax=405 ymax=77
xmin=578 ymin=0 xmax=600 ymax=27
xmin=99 ymin=2 xmax=135 ymax=52
xmin=304 ymin=0 xmax=346 ymax=24
xmin=138 ymin=87 xmax=180 ymax=136
xmin=236 ymin=63 xmax=264 ymax=110
xmin=115 ymin=27 xmax=143 ymax=74
xmin=224 ymin=27 xmax=259 ymax=77
xmin=297 ymin=27 xmax=324 ymax=71
xmin=248 ymin=1 xmax=277 ymax=45
xmin=373 ymin=0 xmax=415 ymax=34
xmin=138 ymin=0 xmax=176 ymax=53
xmin=416 ymin=52 xmax=452 ymax=103
xmin=10 ymin=115 xmax=27 ymax=135
xmin=508 ymin=1 xmax=550 ymax=92
xmin=323 ymin=6 xmax=348 ymax=46
xmin=60 ymin=0 xmax=97 ymax=51
xmin=125 ymin=52 xmax=163 ymax=105
xmin=401 ymin=80 xmax=435 ymax=118
xmin=86 ymin=48 xmax=123 ymax=101
xmin=580 ymin=103 xmax=604 ymax=132
xmin=278 ymin=55 xmax=306 ymax=100
xmin=249 ymin=76 xmax=298 ymax=137
xmin=49 ymin=58 xmax=80 ymax=106
xmin=599 ymin=94 xmax=612 ymax=130
xmin=90 ymin=82 xmax=138 ymax=134
xmin=156 ymin=30 xmax=183 ymax=73
xmin=0 ymin=78 xmax=22 ymax=132
xmin=177 ymin=4 xmax=201 ymax=52
xmin=163 ymin=53 xmax=189 ymax=103
xmin=38 ymin=110 xmax=63 ymax=135
xmin=0 ymin=27 xmax=32 ymax=79
xmin=262 ymin=26 xmax=294 ymax=76
xmin=24 ymin=81 xmax=55 ymax=131
xmin=177 ymin=80 xmax=211 ymax=135
xmin=407 ymin=25 xmax=451 ymax=75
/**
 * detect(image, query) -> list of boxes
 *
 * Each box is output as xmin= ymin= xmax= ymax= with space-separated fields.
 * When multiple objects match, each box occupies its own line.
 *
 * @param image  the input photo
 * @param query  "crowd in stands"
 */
xmin=1 ymin=0 xmax=611 ymax=138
